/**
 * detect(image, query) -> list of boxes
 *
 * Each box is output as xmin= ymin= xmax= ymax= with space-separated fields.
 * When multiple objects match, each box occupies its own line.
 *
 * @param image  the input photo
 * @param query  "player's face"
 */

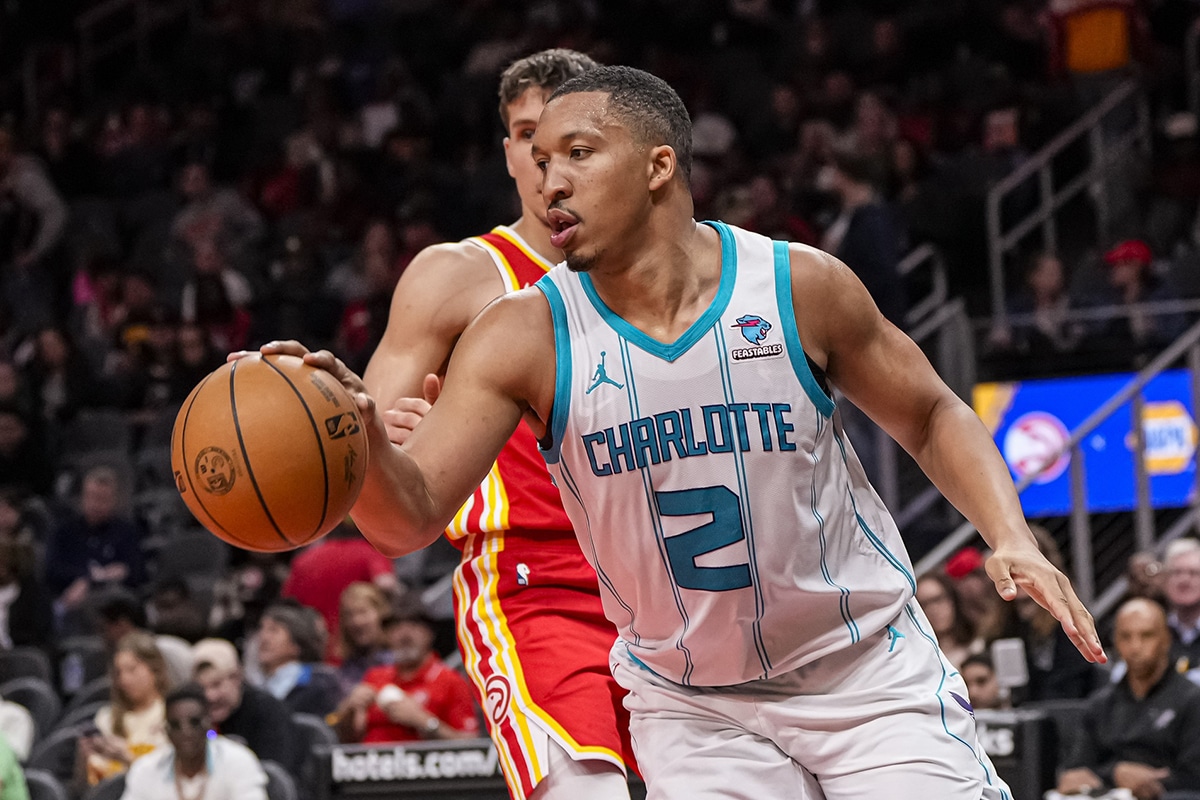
xmin=503 ymin=88 xmax=552 ymax=226
xmin=533 ymin=92 xmax=655 ymax=273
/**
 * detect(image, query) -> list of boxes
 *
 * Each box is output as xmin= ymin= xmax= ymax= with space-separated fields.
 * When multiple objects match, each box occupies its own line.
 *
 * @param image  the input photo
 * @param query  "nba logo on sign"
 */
xmin=1003 ymin=412 xmax=1070 ymax=484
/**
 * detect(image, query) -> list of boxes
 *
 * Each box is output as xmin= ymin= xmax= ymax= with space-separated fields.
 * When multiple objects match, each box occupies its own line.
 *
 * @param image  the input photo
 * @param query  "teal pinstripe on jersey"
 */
xmin=536 ymin=222 xmax=914 ymax=687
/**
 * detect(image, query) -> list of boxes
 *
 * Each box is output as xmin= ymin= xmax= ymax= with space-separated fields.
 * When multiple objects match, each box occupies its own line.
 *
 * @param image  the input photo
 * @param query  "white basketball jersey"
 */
xmin=536 ymin=221 xmax=915 ymax=687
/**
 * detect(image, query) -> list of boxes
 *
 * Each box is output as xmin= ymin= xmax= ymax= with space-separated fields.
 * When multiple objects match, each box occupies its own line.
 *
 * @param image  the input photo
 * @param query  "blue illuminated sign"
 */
xmin=973 ymin=370 xmax=1198 ymax=516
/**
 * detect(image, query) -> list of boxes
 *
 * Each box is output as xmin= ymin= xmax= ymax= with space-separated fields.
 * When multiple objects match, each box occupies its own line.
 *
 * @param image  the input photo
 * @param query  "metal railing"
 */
xmin=901 ymin=243 xmax=949 ymax=330
xmin=76 ymin=0 xmax=200 ymax=94
xmin=915 ymin=312 xmax=1200 ymax=607
xmin=986 ymin=79 xmax=1151 ymax=327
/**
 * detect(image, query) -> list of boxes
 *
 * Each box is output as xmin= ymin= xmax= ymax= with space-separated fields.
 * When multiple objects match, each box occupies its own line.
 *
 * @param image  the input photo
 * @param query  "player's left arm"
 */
xmin=790 ymin=244 xmax=1106 ymax=664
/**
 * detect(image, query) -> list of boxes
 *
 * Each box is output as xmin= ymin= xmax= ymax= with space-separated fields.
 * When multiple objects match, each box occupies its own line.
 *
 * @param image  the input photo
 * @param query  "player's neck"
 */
xmin=509 ymin=215 xmax=561 ymax=265
xmin=588 ymin=220 xmax=721 ymax=343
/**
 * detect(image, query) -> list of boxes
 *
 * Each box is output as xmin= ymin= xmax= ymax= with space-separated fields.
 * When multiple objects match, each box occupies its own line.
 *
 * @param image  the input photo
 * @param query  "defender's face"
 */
xmin=503 ymin=88 xmax=552 ymax=227
xmin=533 ymin=91 xmax=649 ymax=273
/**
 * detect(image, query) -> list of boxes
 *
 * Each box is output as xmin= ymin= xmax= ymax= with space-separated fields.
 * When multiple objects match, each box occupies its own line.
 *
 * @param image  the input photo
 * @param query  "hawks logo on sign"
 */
xmin=1003 ymin=411 xmax=1070 ymax=484
xmin=324 ymin=413 xmax=361 ymax=440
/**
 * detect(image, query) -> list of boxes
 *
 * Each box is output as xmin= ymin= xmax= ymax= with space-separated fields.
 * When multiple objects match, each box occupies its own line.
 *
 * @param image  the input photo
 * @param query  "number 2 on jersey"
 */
xmin=657 ymin=486 xmax=752 ymax=592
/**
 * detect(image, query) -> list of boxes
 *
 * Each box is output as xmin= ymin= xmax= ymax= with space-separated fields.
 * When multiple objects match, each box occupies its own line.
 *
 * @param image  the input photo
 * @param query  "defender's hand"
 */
xmin=381 ymin=373 xmax=444 ymax=446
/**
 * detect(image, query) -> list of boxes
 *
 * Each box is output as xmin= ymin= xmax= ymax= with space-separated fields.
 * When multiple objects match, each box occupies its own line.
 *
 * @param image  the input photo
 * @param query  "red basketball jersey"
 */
xmin=445 ymin=227 xmax=573 ymax=540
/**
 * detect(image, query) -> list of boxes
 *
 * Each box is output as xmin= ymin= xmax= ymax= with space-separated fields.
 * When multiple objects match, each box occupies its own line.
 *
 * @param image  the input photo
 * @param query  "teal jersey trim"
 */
xmin=772 ymin=240 xmax=836 ymax=418
xmin=904 ymin=602 xmax=1008 ymax=799
xmin=534 ymin=276 xmax=572 ymax=464
xmin=577 ymin=220 xmax=738 ymax=363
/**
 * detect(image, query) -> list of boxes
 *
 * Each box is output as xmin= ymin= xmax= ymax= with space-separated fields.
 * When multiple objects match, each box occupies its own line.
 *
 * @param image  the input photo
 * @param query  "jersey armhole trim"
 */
xmin=468 ymin=236 xmax=522 ymax=293
xmin=535 ymin=276 xmax=571 ymax=464
xmin=773 ymin=240 xmax=836 ymax=418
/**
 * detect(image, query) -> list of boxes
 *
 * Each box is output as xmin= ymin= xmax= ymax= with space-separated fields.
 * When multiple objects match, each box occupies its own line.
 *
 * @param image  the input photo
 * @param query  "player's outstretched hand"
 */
xmin=229 ymin=340 xmax=381 ymax=431
xmin=986 ymin=544 xmax=1107 ymax=664
xmin=382 ymin=373 xmax=443 ymax=446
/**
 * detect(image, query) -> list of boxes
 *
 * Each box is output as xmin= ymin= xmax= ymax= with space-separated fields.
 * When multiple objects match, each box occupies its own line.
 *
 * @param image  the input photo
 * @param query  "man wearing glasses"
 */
xmin=121 ymin=683 xmax=267 ymax=800
xmin=1163 ymin=539 xmax=1200 ymax=672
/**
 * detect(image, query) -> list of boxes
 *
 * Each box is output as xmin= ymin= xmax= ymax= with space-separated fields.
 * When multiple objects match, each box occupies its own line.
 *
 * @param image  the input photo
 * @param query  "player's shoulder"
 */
xmin=784 ymin=241 xmax=872 ymax=315
xmin=390 ymin=238 xmax=506 ymax=320
xmin=474 ymin=284 xmax=552 ymax=326
xmin=785 ymin=241 xmax=847 ymax=284
xmin=402 ymin=239 xmax=497 ymax=283
xmin=457 ymin=286 xmax=556 ymax=373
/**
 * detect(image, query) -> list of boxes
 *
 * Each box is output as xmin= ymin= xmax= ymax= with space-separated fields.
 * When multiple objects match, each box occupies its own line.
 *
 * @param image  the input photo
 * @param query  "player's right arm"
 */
xmin=260 ymin=288 xmax=556 ymax=557
xmin=362 ymin=241 xmax=504 ymax=438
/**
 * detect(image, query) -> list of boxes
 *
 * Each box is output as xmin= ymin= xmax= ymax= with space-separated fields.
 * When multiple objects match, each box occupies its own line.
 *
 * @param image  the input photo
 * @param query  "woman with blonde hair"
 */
xmin=334 ymin=582 xmax=393 ymax=695
xmin=77 ymin=630 xmax=171 ymax=787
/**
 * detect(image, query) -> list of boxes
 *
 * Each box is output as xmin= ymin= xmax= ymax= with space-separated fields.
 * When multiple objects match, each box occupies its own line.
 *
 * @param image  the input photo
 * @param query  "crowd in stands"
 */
xmin=0 ymin=0 xmax=1196 ymax=798
xmin=926 ymin=535 xmax=1200 ymax=799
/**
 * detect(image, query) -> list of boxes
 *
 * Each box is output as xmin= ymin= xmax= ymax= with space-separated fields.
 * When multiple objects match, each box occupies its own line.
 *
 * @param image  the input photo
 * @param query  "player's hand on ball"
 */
xmin=986 ymin=543 xmax=1107 ymax=664
xmin=240 ymin=340 xmax=379 ymax=426
xmin=382 ymin=373 xmax=443 ymax=446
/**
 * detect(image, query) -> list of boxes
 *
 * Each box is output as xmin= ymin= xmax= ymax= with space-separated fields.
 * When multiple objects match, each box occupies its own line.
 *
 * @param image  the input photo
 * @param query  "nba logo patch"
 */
xmin=730 ymin=314 xmax=785 ymax=362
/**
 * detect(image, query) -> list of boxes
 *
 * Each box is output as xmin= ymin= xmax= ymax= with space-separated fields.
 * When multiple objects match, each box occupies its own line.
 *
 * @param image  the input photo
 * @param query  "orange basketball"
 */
xmin=170 ymin=353 xmax=370 ymax=552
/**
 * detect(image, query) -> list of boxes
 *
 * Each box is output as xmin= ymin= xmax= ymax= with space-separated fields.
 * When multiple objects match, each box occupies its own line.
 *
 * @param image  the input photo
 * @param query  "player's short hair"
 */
xmin=498 ymin=49 xmax=601 ymax=129
xmin=548 ymin=65 xmax=693 ymax=186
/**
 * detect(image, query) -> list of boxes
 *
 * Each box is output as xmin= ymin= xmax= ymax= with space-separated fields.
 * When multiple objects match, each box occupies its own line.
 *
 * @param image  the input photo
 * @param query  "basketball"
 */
xmin=170 ymin=353 xmax=370 ymax=552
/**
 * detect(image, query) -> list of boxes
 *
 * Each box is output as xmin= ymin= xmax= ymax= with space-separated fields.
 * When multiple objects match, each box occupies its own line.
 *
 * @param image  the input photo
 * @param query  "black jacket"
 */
xmin=1064 ymin=669 xmax=1200 ymax=793
xmin=221 ymin=684 xmax=302 ymax=776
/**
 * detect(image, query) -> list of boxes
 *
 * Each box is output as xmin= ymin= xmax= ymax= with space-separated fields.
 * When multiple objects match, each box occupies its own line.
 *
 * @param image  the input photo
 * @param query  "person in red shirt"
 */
xmin=281 ymin=519 xmax=398 ymax=662
xmin=331 ymin=596 xmax=479 ymax=744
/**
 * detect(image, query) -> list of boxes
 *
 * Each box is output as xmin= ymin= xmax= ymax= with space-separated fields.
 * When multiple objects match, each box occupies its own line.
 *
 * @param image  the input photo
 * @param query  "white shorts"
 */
xmin=610 ymin=600 xmax=1011 ymax=800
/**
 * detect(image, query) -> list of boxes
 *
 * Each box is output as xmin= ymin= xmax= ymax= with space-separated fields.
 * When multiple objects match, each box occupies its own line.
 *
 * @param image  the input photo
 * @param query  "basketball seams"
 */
xmin=173 ymin=354 xmax=366 ymax=552
xmin=175 ymin=372 xmax=261 ymax=550
xmin=228 ymin=359 xmax=295 ymax=547
xmin=260 ymin=355 xmax=332 ymax=544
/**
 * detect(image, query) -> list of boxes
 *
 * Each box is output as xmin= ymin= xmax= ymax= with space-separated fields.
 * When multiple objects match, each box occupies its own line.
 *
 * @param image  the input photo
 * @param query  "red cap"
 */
xmin=945 ymin=547 xmax=985 ymax=579
xmin=1103 ymin=239 xmax=1152 ymax=267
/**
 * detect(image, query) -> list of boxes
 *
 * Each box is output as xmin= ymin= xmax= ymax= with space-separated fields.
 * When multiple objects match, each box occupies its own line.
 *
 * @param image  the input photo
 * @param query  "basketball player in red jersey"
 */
xmin=361 ymin=50 xmax=636 ymax=800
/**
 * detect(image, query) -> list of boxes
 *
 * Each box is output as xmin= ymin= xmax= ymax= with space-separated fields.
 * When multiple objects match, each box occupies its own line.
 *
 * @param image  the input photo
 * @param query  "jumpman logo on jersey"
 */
xmin=586 ymin=351 xmax=624 ymax=394
xmin=886 ymin=625 xmax=905 ymax=652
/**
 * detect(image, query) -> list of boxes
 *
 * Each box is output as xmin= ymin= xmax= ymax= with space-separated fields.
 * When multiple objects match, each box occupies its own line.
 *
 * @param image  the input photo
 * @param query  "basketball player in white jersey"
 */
xmin=361 ymin=49 xmax=640 ymax=800
xmin=251 ymin=66 xmax=1105 ymax=799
